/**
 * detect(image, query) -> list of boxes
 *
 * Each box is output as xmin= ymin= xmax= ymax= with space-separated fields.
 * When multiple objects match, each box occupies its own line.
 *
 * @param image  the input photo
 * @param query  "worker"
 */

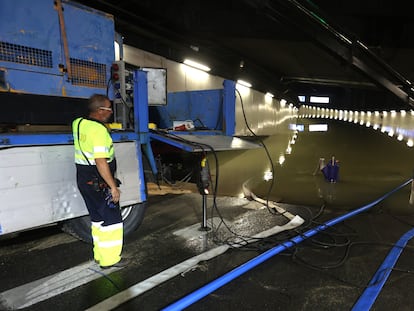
xmin=72 ymin=94 xmax=128 ymax=269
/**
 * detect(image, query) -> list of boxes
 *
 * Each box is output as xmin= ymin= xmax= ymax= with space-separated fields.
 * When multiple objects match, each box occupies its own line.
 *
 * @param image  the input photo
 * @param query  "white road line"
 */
xmin=0 ymin=261 xmax=120 ymax=310
xmin=86 ymin=215 xmax=304 ymax=311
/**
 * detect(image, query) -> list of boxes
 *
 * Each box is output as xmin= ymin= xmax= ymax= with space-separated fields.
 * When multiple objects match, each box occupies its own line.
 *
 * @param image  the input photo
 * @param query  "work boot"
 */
xmin=100 ymin=258 xmax=129 ymax=269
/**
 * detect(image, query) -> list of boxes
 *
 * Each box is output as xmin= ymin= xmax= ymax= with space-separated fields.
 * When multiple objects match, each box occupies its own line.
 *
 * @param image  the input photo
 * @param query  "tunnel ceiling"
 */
xmin=74 ymin=0 xmax=414 ymax=109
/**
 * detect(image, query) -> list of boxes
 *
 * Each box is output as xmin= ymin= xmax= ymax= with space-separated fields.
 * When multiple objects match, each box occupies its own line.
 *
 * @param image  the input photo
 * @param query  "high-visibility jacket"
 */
xmin=72 ymin=117 xmax=114 ymax=165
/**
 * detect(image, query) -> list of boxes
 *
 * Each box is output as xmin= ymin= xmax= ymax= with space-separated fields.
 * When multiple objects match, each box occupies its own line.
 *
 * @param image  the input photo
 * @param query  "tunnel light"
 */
xmin=114 ymin=41 xmax=121 ymax=61
xmin=289 ymin=124 xmax=304 ymax=131
xmin=310 ymin=96 xmax=330 ymax=104
xmin=265 ymin=92 xmax=274 ymax=98
xmin=278 ymin=155 xmax=286 ymax=165
xmin=237 ymin=79 xmax=252 ymax=88
xmin=263 ymin=170 xmax=273 ymax=181
xmin=183 ymin=59 xmax=211 ymax=72
xmin=309 ymin=124 xmax=328 ymax=132
xmin=280 ymin=99 xmax=287 ymax=106
xmin=407 ymin=139 xmax=414 ymax=147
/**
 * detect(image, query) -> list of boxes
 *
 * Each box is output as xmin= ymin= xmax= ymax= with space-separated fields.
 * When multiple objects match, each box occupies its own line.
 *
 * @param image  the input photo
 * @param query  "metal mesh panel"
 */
xmin=70 ymin=58 xmax=107 ymax=88
xmin=0 ymin=41 xmax=53 ymax=68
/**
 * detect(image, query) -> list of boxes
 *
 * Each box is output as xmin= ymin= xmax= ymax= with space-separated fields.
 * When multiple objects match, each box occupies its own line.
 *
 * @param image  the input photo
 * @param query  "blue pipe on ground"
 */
xmin=162 ymin=179 xmax=412 ymax=311
xmin=352 ymin=226 xmax=414 ymax=310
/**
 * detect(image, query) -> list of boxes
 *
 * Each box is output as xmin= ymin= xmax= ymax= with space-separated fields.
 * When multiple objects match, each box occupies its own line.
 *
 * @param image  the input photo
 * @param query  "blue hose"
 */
xmin=162 ymin=179 xmax=412 ymax=311
xmin=352 ymin=226 xmax=414 ymax=310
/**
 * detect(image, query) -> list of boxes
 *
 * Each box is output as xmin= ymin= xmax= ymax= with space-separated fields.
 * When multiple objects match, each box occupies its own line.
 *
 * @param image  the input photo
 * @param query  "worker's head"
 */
xmin=88 ymin=94 xmax=113 ymax=122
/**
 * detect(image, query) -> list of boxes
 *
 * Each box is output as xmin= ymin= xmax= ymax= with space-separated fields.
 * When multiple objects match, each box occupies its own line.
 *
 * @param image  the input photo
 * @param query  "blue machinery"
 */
xmin=0 ymin=0 xmax=259 ymax=237
xmin=0 ymin=0 xmax=152 ymax=237
xmin=0 ymin=0 xmax=115 ymax=98
xmin=163 ymin=179 xmax=413 ymax=310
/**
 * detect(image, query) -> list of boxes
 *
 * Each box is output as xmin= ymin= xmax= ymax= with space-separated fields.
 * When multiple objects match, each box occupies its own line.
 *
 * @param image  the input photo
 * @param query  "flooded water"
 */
xmin=211 ymin=118 xmax=414 ymax=214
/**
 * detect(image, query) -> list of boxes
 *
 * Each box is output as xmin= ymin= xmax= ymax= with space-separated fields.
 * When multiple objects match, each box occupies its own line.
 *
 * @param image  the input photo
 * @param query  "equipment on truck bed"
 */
xmin=0 ymin=0 xmax=148 ymax=241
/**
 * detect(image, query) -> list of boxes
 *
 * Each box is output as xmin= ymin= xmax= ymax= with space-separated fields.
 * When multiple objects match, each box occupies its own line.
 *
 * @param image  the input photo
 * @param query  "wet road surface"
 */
xmin=2 ymin=190 xmax=414 ymax=310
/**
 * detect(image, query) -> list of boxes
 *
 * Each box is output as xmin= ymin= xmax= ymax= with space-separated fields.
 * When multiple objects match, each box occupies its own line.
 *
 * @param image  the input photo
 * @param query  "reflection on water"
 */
xmin=210 ymin=118 xmax=414 ymax=215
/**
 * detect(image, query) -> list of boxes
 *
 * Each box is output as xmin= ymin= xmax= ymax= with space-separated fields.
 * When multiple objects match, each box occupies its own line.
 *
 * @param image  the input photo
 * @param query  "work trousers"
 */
xmin=76 ymin=162 xmax=123 ymax=266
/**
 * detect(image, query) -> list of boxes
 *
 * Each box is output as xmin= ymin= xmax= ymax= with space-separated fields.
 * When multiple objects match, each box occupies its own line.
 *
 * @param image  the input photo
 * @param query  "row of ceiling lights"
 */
xmin=301 ymin=106 xmax=414 ymax=147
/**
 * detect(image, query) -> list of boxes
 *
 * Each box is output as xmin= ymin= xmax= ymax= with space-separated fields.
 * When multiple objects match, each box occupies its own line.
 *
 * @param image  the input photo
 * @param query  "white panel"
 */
xmin=0 ymin=141 xmax=143 ymax=235
xmin=113 ymin=142 xmax=142 ymax=205
xmin=0 ymin=145 xmax=83 ymax=234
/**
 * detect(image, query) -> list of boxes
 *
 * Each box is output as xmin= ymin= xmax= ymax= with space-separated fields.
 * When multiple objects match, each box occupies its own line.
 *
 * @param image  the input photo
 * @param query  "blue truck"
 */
xmin=0 ymin=0 xmax=149 ymax=241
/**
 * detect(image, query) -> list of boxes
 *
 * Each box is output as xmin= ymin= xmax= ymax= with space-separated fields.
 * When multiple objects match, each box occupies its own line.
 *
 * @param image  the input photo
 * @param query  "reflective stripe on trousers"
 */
xmin=92 ymin=221 xmax=123 ymax=266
